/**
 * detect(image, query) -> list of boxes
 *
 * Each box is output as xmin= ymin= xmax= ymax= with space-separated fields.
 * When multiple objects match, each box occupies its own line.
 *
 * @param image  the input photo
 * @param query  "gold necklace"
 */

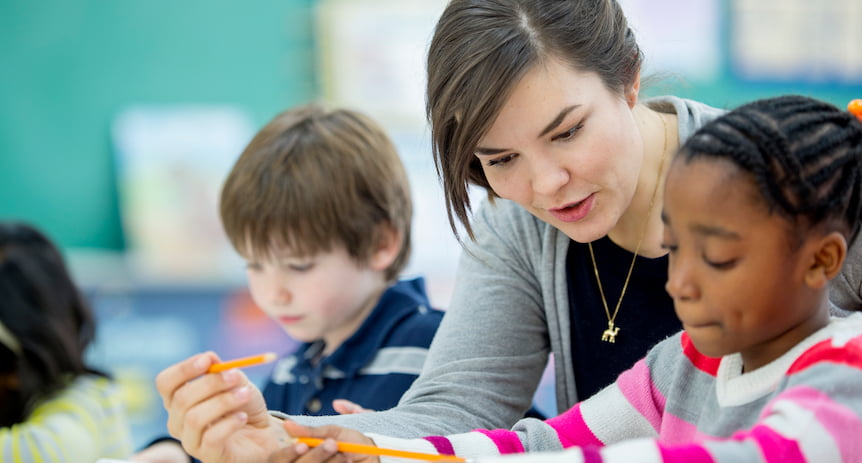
xmin=589 ymin=113 xmax=669 ymax=343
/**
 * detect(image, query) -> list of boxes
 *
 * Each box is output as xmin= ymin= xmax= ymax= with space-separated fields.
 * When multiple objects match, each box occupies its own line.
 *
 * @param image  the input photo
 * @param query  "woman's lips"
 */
xmin=548 ymin=194 xmax=595 ymax=223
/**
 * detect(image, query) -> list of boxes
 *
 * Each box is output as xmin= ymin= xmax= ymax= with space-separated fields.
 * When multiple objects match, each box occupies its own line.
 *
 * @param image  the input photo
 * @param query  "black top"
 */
xmin=566 ymin=236 xmax=681 ymax=400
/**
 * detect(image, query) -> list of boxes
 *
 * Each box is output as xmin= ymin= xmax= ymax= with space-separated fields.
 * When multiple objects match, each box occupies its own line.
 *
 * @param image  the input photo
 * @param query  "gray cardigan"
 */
xmin=288 ymin=96 xmax=862 ymax=437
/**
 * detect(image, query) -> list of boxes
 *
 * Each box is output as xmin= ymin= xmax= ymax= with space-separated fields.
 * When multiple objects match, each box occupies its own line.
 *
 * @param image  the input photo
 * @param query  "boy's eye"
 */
xmin=487 ymin=153 xmax=518 ymax=167
xmin=285 ymin=263 xmax=314 ymax=272
xmin=245 ymin=262 xmax=263 ymax=271
xmin=551 ymin=123 xmax=583 ymax=142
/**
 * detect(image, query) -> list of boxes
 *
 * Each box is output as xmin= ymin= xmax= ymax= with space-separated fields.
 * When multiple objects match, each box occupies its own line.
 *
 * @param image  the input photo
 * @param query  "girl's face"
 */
xmin=474 ymin=58 xmax=643 ymax=243
xmin=662 ymin=158 xmax=829 ymax=371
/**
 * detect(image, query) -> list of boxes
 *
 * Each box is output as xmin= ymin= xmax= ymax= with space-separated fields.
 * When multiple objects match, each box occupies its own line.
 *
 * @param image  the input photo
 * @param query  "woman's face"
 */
xmin=474 ymin=58 xmax=643 ymax=243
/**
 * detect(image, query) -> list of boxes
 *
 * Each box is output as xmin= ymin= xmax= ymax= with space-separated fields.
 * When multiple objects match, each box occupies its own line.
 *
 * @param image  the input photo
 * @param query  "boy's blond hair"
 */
xmin=220 ymin=104 xmax=412 ymax=282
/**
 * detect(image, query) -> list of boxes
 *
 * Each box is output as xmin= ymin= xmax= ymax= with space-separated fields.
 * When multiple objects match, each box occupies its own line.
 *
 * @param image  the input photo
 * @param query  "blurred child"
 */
xmin=275 ymin=95 xmax=862 ymax=462
xmin=133 ymin=104 xmax=444 ymax=461
xmin=0 ymin=222 xmax=133 ymax=461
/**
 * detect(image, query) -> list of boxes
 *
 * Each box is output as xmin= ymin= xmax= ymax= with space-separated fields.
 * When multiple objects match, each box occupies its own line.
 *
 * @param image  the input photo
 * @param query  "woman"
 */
xmin=150 ymin=2 xmax=861 ymax=462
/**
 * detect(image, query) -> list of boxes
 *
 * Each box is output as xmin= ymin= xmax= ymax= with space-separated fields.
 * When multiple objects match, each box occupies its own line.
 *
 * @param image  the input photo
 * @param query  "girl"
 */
xmin=282 ymin=95 xmax=862 ymax=462
xmin=0 ymin=222 xmax=132 ymax=461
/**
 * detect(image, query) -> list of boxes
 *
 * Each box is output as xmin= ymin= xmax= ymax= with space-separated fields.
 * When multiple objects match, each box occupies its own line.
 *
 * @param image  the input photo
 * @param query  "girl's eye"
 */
xmin=487 ymin=153 xmax=518 ymax=167
xmin=660 ymin=242 xmax=678 ymax=253
xmin=551 ymin=123 xmax=583 ymax=142
xmin=703 ymin=256 xmax=736 ymax=270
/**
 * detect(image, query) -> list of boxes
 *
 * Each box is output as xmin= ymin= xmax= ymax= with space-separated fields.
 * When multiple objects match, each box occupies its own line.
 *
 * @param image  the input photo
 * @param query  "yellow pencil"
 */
xmin=295 ymin=437 xmax=466 ymax=462
xmin=208 ymin=352 xmax=277 ymax=373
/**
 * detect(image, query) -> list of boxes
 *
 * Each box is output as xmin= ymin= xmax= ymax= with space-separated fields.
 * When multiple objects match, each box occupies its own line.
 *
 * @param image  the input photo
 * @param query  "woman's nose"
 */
xmin=530 ymin=154 xmax=570 ymax=197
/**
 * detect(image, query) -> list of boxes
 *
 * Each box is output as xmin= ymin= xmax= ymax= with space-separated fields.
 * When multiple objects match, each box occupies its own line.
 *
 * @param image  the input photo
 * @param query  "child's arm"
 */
xmin=473 ymin=337 xmax=862 ymax=463
xmin=353 ymin=336 xmax=681 ymax=461
xmin=0 ymin=375 xmax=132 ymax=462
xmin=361 ymin=332 xmax=862 ymax=463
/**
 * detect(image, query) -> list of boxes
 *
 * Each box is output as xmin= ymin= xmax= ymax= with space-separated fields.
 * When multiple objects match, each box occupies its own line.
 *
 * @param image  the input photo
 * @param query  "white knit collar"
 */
xmin=714 ymin=314 xmax=862 ymax=407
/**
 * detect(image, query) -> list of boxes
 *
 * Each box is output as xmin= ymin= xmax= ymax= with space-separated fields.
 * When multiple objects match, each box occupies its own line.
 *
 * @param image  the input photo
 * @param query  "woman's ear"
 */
xmin=804 ymin=231 xmax=847 ymax=288
xmin=625 ymin=71 xmax=641 ymax=109
xmin=368 ymin=223 xmax=402 ymax=272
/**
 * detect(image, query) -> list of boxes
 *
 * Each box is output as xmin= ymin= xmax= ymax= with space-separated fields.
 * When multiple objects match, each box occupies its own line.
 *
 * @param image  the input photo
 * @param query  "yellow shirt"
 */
xmin=0 ymin=375 xmax=133 ymax=462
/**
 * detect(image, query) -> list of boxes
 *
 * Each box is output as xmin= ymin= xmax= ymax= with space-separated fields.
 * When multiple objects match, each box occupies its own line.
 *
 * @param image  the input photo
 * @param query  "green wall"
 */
xmin=1 ymin=1 xmax=858 ymax=250
xmin=0 ymin=0 xmax=316 ymax=249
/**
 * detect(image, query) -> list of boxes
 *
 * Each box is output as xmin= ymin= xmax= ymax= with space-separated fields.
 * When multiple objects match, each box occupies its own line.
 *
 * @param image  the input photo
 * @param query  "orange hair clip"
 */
xmin=849 ymin=99 xmax=862 ymax=122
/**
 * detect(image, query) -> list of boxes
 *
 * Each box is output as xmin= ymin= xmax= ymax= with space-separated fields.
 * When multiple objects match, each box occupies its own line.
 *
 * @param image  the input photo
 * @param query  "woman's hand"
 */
xmin=268 ymin=420 xmax=380 ymax=463
xmin=155 ymin=352 xmax=287 ymax=463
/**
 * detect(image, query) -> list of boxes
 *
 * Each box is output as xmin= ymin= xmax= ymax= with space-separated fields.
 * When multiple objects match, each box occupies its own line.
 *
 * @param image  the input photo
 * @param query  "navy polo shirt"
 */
xmin=263 ymin=277 xmax=444 ymax=415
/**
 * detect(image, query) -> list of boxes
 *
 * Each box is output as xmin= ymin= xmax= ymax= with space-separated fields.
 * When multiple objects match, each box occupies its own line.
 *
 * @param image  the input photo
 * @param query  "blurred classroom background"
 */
xmin=1 ymin=0 xmax=860 ymax=450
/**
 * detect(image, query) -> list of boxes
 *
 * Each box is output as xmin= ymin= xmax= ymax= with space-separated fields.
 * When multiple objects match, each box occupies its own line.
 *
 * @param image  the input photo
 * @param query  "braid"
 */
xmin=679 ymin=95 xmax=862 ymax=242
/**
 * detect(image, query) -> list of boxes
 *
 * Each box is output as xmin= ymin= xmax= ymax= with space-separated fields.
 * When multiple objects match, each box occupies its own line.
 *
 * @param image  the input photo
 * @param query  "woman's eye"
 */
xmin=551 ymin=123 xmax=583 ymax=142
xmin=245 ymin=262 xmax=263 ymax=271
xmin=487 ymin=153 xmax=517 ymax=167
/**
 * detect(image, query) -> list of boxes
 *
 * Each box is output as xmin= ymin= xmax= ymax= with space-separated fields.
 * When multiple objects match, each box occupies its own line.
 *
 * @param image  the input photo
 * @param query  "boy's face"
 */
xmin=661 ymin=158 xmax=828 ymax=372
xmin=245 ymin=244 xmax=384 ymax=352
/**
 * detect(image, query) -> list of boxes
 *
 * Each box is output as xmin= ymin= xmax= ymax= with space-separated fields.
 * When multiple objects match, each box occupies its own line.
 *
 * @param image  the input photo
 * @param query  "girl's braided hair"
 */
xmin=678 ymin=95 xmax=862 ymax=244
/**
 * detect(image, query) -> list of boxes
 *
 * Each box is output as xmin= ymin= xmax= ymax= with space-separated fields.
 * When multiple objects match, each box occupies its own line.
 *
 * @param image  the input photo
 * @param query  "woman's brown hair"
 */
xmin=426 ymin=0 xmax=642 ymax=240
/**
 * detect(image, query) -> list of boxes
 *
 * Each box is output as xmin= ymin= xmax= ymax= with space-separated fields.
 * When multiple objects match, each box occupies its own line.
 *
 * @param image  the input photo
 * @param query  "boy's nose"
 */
xmin=270 ymin=285 xmax=292 ymax=305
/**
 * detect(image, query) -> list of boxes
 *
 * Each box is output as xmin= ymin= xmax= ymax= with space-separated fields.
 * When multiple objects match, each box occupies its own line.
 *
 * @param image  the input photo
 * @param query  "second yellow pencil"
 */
xmin=295 ymin=437 xmax=466 ymax=462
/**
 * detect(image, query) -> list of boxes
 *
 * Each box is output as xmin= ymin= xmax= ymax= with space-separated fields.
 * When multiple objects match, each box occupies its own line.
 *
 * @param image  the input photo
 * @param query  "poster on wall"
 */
xmin=316 ymin=0 xmax=470 ymax=311
xmin=731 ymin=0 xmax=862 ymax=84
xmin=619 ymin=0 xmax=720 ymax=82
xmin=112 ymin=105 xmax=254 ymax=284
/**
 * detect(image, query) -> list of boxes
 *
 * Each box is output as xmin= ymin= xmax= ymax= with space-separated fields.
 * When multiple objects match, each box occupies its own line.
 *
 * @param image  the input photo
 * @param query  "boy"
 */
xmin=220 ymin=104 xmax=443 ymax=416
xmin=133 ymin=104 xmax=443 ymax=461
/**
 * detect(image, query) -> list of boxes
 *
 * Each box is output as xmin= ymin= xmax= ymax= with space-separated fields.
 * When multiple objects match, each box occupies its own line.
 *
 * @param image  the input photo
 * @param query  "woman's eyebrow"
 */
xmin=475 ymin=146 xmax=508 ymax=155
xmin=475 ymin=104 xmax=582 ymax=155
xmin=538 ymin=105 xmax=580 ymax=138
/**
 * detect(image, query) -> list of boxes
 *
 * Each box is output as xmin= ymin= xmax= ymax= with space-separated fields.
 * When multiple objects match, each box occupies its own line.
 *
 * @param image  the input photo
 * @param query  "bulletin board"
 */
xmin=730 ymin=0 xmax=862 ymax=85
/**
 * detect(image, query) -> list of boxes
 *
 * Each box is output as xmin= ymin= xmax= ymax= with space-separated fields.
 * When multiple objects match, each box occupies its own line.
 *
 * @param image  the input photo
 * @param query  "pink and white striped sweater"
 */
xmin=368 ymin=313 xmax=862 ymax=463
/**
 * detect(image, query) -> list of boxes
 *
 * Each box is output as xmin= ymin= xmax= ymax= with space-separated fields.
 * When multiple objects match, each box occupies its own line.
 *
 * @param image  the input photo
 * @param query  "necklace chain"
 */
xmin=590 ymin=113 xmax=669 ymax=343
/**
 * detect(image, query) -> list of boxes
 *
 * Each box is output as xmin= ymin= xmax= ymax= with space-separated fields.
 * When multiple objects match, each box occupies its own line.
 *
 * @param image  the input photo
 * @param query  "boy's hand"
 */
xmin=272 ymin=420 xmax=380 ymax=463
xmin=155 ymin=352 xmax=286 ymax=463
xmin=332 ymin=399 xmax=373 ymax=414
